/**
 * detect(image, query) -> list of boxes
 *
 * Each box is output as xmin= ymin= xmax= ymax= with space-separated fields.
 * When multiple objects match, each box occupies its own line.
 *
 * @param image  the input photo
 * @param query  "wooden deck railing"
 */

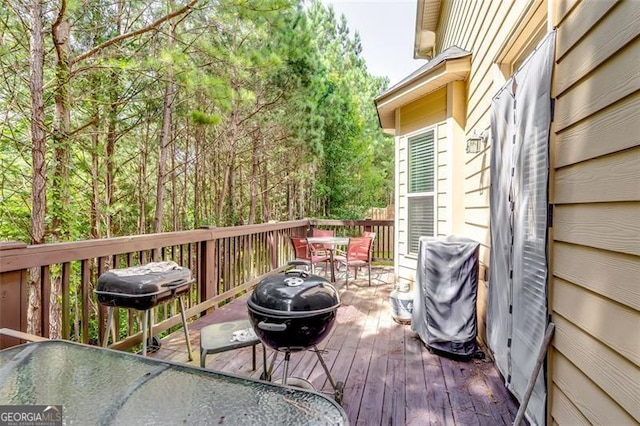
xmin=0 ymin=219 xmax=393 ymax=351
xmin=310 ymin=219 xmax=394 ymax=261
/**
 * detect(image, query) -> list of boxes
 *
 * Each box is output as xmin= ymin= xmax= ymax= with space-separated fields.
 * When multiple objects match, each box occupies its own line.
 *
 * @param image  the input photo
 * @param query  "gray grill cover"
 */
xmin=412 ymin=236 xmax=480 ymax=357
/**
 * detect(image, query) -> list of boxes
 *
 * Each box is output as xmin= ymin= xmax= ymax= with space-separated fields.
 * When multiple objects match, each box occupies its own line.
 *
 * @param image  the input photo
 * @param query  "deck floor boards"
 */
xmin=151 ymin=266 xmax=521 ymax=425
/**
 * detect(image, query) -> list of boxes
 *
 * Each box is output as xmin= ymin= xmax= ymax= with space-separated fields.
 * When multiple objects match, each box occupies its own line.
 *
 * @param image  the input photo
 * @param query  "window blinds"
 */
xmin=408 ymin=197 xmax=434 ymax=254
xmin=408 ymin=131 xmax=435 ymax=193
xmin=407 ymin=131 xmax=435 ymax=254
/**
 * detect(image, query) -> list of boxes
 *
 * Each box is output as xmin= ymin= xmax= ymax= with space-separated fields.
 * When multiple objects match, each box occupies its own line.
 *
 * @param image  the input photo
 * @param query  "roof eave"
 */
xmin=414 ymin=0 xmax=441 ymax=59
xmin=375 ymin=55 xmax=470 ymax=134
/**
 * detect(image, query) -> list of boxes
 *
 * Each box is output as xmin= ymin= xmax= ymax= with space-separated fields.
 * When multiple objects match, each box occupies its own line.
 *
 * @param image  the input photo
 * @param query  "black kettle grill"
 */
xmin=247 ymin=270 xmax=344 ymax=403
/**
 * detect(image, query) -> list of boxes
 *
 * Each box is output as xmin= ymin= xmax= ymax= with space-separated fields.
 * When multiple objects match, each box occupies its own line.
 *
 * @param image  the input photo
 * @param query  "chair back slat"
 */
xmin=290 ymin=237 xmax=310 ymax=260
xmin=362 ymin=231 xmax=376 ymax=240
xmin=347 ymin=237 xmax=371 ymax=261
xmin=362 ymin=232 xmax=376 ymax=259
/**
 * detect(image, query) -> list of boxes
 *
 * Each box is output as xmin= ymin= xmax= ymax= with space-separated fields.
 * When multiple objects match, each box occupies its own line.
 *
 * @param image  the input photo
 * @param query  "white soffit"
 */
xmin=414 ymin=0 xmax=441 ymax=58
xmin=375 ymin=46 xmax=471 ymax=133
xmin=417 ymin=0 xmax=440 ymax=32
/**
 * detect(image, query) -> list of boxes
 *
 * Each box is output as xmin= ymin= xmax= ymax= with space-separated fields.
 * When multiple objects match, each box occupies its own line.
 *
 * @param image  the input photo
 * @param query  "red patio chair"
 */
xmin=289 ymin=237 xmax=312 ymax=272
xmin=335 ymin=237 xmax=372 ymax=289
xmin=362 ymin=231 xmax=376 ymax=240
xmin=362 ymin=231 xmax=376 ymax=263
xmin=290 ymin=237 xmax=329 ymax=275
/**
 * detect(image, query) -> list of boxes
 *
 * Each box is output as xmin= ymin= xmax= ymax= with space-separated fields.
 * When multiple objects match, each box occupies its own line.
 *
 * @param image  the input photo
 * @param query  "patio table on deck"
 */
xmin=0 ymin=340 xmax=347 ymax=425
xmin=306 ymin=237 xmax=349 ymax=283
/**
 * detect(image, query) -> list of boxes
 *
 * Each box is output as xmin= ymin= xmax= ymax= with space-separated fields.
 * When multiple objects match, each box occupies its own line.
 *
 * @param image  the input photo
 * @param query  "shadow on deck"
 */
xmin=151 ymin=266 xmax=520 ymax=425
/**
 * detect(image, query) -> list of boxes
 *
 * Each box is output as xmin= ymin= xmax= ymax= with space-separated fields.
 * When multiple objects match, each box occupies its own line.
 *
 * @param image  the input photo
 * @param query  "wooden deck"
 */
xmin=151 ymin=267 xmax=521 ymax=425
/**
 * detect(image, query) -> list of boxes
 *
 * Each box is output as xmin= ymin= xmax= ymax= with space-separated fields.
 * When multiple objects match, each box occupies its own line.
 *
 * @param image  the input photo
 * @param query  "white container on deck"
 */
xmin=390 ymin=282 xmax=413 ymax=324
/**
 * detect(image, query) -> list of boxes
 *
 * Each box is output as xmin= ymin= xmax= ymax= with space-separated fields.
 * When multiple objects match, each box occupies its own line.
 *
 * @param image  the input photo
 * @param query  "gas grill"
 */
xmin=95 ymin=261 xmax=193 ymax=359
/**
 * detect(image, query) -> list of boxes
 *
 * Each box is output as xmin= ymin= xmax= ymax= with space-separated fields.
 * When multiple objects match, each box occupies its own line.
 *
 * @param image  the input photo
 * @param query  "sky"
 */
xmin=322 ymin=0 xmax=427 ymax=86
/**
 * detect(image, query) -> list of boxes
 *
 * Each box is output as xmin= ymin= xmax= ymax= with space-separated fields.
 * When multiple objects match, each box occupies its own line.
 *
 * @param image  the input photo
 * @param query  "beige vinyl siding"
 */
xmin=434 ymin=0 xmax=539 ymax=344
xmin=398 ymin=87 xmax=447 ymax=134
xmin=436 ymin=0 xmax=537 ymax=255
xmin=395 ymin=91 xmax=448 ymax=286
xmin=550 ymin=1 xmax=640 ymax=424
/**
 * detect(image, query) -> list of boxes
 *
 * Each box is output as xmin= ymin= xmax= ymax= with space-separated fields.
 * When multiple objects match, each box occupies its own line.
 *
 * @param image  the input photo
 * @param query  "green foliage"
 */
xmin=305 ymin=1 xmax=393 ymax=219
xmin=190 ymin=110 xmax=221 ymax=125
xmin=0 ymin=0 xmax=393 ymax=243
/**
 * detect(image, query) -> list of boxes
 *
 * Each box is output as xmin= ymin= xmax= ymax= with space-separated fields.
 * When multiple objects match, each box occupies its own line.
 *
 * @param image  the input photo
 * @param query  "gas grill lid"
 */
xmin=96 ymin=261 xmax=192 ymax=296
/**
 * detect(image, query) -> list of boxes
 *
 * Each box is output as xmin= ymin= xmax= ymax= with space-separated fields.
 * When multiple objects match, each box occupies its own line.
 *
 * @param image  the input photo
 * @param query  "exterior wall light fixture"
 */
xmin=466 ymin=130 xmax=488 ymax=154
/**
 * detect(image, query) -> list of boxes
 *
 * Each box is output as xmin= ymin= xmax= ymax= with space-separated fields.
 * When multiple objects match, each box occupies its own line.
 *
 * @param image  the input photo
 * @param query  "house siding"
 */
xmin=406 ymin=0 xmax=639 ymax=423
xmin=395 ymin=88 xmax=447 ymax=286
xmin=550 ymin=1 xmax=640 ymax=424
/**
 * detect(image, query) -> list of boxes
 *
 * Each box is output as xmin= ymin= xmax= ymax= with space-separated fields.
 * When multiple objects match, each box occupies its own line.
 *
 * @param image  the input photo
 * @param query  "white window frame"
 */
xmin=494 ymin=0 xmax=548 ymax=79
xmin=405 ymin=126 xmax=437 ymax=256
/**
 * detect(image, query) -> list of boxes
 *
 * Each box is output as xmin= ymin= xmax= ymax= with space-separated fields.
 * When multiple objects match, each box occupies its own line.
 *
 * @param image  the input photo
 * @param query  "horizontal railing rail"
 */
xmin=310 ymin=219 xmax=394 ymax=261
xmin=0 ymin=219 xmax=393 ymax=352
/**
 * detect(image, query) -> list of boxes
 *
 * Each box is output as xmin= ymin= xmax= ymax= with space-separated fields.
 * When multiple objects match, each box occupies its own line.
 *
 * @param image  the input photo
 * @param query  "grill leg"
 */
xmin=313 ymin=345 xmax=338 ymax=391
xmin=251 ymin=344 xmax=256 ymax=371
xmin=103 ymin=307 xmax=114 ymax=347
xmin=262 ymin=345 xmax=267 ymax=377
xmin=141 ymin=310 xmax=148 ymax=357
xmin=178 ymin=296 xmax=193 ymax=361
xmin=282 ymin=351 xmax=291 ymax=386
xmin=148 ymin=310 xmax=154 ymax=350
xmin=262 ymin=351 xmax=278 ymax=381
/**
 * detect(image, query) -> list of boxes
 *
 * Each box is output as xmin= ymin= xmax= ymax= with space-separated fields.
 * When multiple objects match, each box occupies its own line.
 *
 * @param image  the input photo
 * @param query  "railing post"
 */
xmin=199 ymin=226 xmax=217 ymax=314
xmin=0 ymin=242 xmax=28 ymax=349
xmin=40 ymin=265 xmax=50 ymax=338
xmin=97 ymin=258 xmax=107 ymax=345
xmin=268 ymin=231 xmax=278 ymax=270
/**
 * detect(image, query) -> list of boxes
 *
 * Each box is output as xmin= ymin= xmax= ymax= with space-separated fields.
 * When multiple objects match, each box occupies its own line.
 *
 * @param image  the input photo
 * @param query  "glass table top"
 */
xmin=0 ymin=340 xmax=347 ymax=425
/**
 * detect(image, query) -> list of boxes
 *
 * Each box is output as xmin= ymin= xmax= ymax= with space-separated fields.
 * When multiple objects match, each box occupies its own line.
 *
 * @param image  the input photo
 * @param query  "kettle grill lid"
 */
xmin=248 ymin=270 xmax=340 ymax=314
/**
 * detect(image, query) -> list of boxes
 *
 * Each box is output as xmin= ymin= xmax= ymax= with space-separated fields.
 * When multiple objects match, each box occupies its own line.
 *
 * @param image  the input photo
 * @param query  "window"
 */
xmin=494 ymin=0 xmax=547 ymax=78
xmin=407 ymin=130 xmax=435 ymax=255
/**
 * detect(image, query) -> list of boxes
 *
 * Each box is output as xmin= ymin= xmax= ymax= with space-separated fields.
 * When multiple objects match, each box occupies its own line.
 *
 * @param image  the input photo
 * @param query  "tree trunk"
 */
xmin=298 ymin=174 xmax=306 ymax=219
xmin=216 ymin=139 xmax=236 ymax=224
xmin=181 ymin=125 xmax=189 ymax=230
xmin=216 ymin=82 xmax=240 ymax=224
xmin=49 ymin=0 xmax=72 ymax=340
xmin=104 ymin=70 xmax=119 ymax=238
xmin=226 ymin=158 xmax=236 ymax=225
xmin=193 ymin=123 xmax=202 ymax=227
xmin=287 ymin=172 xmax=294 ymax=221
xmin=139 ymin=120 xmax=150 ymax=234
xmin=28 ymin=0 xmax=46 ymax=336
xmin=248 ymin=131 xmax=260 ymax=224
xmin=154 ymin=18 xmax=176 ymax=234
xmin=261 ymin=158 xmax=270 ymax=222
xmin=90 ymin=106 xmax=101 ymax=239
xmin=171 ymin=123 xmax=178 ymax=231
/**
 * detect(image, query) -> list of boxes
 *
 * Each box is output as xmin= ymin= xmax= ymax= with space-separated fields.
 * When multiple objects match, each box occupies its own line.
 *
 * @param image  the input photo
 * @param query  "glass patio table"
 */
xmin=0 ymin=340 xmax=347 ymax=425
xmin=306 ymin=237 xmax=349 ymax=283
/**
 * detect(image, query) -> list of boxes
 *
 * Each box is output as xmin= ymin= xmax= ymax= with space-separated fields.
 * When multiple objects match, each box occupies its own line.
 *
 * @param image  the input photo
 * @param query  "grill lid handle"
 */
xmin=257 ymin=321 xmax=287 ymax=332
xmin=284 ymin=269 xmax=308 ymax=278
xmin=284 ymin=277 xmax=304 ymax=287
